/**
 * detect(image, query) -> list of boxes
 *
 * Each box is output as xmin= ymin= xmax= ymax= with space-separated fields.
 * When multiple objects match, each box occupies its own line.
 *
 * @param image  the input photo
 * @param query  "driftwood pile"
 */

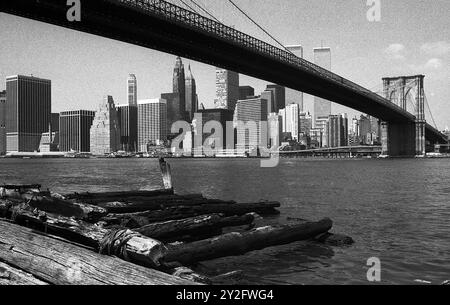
xmin=0 ymin=159 xmax=353 ymax=285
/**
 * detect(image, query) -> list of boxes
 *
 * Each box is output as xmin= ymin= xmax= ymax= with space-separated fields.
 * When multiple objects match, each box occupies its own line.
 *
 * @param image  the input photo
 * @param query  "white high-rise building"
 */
xmin=137 ymin=99 xmax=167 ymax=152
xmin=127 ymin=74 xmax=137 ymax=106
xmin=279 ymin=103 xmax=300 ymax=141
xmin=214 ymin=68 xmax=239 ymax=112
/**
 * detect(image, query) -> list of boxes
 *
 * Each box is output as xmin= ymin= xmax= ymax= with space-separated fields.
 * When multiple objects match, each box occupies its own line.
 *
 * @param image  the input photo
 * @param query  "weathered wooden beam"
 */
xmin=0 ymin=261 xmax=50 ymax=285
xmin=96 ymin=197 xmax=235 ymax=214
xmin=0 ymin=220 xmax=197 ymax=285
xmin=164 ymin=218 xmax=333 ymax=265
xmin=134 ymin=214 xmax=254 ymax=242
xmin=103 ymin=202 xmax=280 ymax=228
xmin=1 ymin=191 xmax=107 ymax=222
xmin=63 ymin=188 xmax=174 ymax=200
xmin=0 ymin=200 xmax=167 ymax=268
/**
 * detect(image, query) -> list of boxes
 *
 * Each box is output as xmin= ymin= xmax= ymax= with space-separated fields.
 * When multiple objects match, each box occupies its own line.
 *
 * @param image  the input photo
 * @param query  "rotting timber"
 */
xmin=0 ymin=158 xmax=354 ymax=285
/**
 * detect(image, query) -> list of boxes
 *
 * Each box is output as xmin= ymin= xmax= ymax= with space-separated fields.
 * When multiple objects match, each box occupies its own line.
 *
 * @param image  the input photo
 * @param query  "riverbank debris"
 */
xmin=0 ymin=159 xmax=354 ymax=285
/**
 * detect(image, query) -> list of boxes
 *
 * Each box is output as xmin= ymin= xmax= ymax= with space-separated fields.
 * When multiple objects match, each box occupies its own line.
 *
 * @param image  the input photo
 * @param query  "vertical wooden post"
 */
xmin=159 ymin=158 xmax=173 ymax=190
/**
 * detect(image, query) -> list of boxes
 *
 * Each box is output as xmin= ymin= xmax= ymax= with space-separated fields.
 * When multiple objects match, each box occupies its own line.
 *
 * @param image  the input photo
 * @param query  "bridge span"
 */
xmin=1 ymin=0 xmax=447 ymax=155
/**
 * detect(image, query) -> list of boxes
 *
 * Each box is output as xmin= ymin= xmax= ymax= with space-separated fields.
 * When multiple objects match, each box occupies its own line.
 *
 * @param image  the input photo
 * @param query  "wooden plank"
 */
xmin=0 ymin=220 xmax=197 ymax=285
xmin=63 ymin=188 xmax=174 ymax=200
xmin=159 ymin=158 xmax=173 ymax=190
xmin=0 ymin=261 xmax=49 ymax=285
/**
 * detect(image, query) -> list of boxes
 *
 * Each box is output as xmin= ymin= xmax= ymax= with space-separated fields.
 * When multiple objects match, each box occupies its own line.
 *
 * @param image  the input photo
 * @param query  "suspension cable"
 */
xmin=225 ymin=0 xmax=294 ymax=55
xmin=188 ymin=0 xmax=221 ymax=23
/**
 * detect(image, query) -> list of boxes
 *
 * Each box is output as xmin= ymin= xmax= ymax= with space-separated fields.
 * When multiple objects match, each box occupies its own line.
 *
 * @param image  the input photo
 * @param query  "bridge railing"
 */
xmin=117 ymin=0 xmax=409 ymax=113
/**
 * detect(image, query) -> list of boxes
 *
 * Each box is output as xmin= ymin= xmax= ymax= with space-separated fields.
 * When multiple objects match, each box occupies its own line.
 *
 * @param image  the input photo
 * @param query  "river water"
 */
xmin=1 ymin=157 xmax=449 ymax=285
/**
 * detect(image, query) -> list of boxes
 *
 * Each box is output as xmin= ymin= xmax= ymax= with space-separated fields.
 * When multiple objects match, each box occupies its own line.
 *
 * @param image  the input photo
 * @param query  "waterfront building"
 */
xmin=235 ymin=97 xmax=268 ymax=154
xmin=59 ymin=110 xmax=96 ymax=152
xmin=38 ymin=130 xmax=59 ymax=152
xmin=185 ymin=65 xmax=198 ymax=121
xmin=5 ymin=75 xmax=51 ymax=152
xmin=196 ymin=108 xmax=234 ymax=151
xmin=0 ymin=91 xmax=6 ymax=155
xmin=137 ymin=99 xmax=167 ymax=152
xmin=279 ymin=103 xmax=300 ymax=142
xmin=239 ymin=86 xmax=255 ymax=100
xmin=90 ymin=96 xmax=121 ymax=155
xmin=315 ymin=116 xmax=329 ymax=147
xmin=313 ymin=47 xmax=332 ymax=126
xmin=310 ymin=128 xmax=323 ymax=148
xmin=266 ymin=84 xmax=286 ymax=113
xmin=285 ymin=45 xmax=304 ymax=111
xmin=326 ymin=114 xmax=348 ymax=148
xmin=268 ymin=113 xmax=282 ymax=147
xmin=299 ymin=111 xmax=313 ymax=136
xmin=214 ymin=68 xmax=239 ymax=112
xmin=358 ymin=114 xmax=371 ymax=145
xmin=161 ymin=92 xmax=182 ymax=134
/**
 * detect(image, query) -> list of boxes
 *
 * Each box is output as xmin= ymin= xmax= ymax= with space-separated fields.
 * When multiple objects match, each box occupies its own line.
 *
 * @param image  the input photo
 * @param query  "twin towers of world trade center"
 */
xmin=285 ymin=45 xmax=332 ymax=128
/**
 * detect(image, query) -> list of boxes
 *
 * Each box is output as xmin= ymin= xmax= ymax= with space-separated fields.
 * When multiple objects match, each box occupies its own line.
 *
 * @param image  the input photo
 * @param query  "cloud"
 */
xmin=408 ymin=58 xmax=443 ymax=71
xmin=384 ymin=44 xmax=406 ymax=60
xmin=420 ymin=41 xmax=450 ymax=56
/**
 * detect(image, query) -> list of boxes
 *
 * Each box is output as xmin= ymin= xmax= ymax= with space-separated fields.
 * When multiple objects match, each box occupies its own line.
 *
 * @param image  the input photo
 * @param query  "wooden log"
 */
xmin=1 ymin=191 xmax=107 ymax=222
xmin=313 ymin=232 xmax=355 ymax=246
xmin=0 ymin=220 xmax=197 ymax=285
xmin=83 ymin=193 xmax=207 ymax=205
xmin=159 ymin=158 xmax=173 ymax=190
xmin=0 ymin=261 xmax=50 ymax=285
xmin=98 ymin=198 xmax=237 ymax=214
xmin=0 ymin=200 xmax=167 ymax=269
xmin=103 ymin=202 xmax=280 ymax=228
xmin=134 ymin=214 xmax=255 ymax=242
xmin=163 ymin=218 xmax=333 ymax=264
xmin=63 ymin=188 xmax=174 ymax=200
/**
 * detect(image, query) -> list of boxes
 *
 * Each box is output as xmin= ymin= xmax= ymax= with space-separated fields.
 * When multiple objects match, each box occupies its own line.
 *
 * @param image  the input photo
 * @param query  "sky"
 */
xmin=0 ymin=0 xmax=449 ymax=129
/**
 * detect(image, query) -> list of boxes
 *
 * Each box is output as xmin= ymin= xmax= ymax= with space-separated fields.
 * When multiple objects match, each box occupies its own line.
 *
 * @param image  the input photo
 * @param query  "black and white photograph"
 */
xmin=0 ymin=0 xmax=449 ymax=298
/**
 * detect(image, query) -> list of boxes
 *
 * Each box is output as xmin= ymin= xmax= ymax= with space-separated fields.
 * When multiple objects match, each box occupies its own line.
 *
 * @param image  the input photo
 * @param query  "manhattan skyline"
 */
xmin=0 ymin=0 xmax=449 ymax=129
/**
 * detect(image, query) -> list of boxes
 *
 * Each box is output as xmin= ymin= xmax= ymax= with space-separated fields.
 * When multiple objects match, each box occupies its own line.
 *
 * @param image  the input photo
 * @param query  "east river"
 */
xmin=1 ymin=157 xmax=449 ymax=285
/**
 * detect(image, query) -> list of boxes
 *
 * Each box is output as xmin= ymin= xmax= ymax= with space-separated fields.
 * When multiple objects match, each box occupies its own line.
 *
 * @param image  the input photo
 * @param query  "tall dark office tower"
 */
xmin=239 ymin=86 xmax=255 ymax=100
xmin=117 ymin=74 xmax=139 ymax=152
xmin=173 ymin=57 xmax=186 ymax=119
xmin=266 ymin=84 xmax=286 ymax=113
xmin=128 ymin=74 xmax=137 ymax=106
xmin=261 ymin=90 xmax=275 ymax=114
xmin=59 ymin=110 xmax=95 ymax=152
xmin=196 ymin=108 xmax=234 ymax=149
xmin=161 ymin=92 xmax=181 ymax=134
xmin=51 ymin=113 xmax=60 ymax=132
xmin=185 ymin=65 xmax=198 ymax=121
xmin=0 ymin=91 xmax=6 ymax=155
xmin=5 ymin=75 xmax=51 ymax=152
xmin=314 ymin=47 xmax=332 ymax=126
xmin=326 ymin=114 xmax=348 ymax=148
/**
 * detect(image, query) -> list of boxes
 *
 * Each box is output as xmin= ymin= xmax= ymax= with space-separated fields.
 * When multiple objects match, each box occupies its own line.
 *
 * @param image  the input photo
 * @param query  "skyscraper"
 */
xmin=0 ymin=91 xmax=6 ymax=155
xmin=5 ymin=75 xmax=51 ymax=152
xmin=299 ymin=111 xmax=313 ymax=136
xmin=239 ymin=86 xmax=255 ymax=100
xmin=127 ymin=74 xmax=137 ymax=106
xmin=59 ymin=110 xmax=95 ymax=152
xmin=314 ymin=47 xmax=332 ymax=126
xmin=51 ymin=113 xmax=60 ymax=132
xmin=117 ymin=74 xmax=139 ymax=152
xmin=261 ymin=90 xmax=275 ymax=114
xmin=138 ymin=99 xmax=167 ymax=152
xmin=266 ymin=84 xmax=286 ymax=113
xmin=173 ymin=57 xmax=186 ymax=119
xmin=90 ymin=96 xmax=121 ymax=155
xmin=185 ymin=65 xmax=198 ymax=121
xmin=268 ymin=113 xmax=282 ymax=147
xmin=215 ymin=68 xmax=239 ymax=112
xmin=327 ymin=114 xmax=348 ymax=148
xmin=279 ymin=103 xmax=300 ymax=141
xmin=196 ymin=108 xmax=234 ymax=150
xmin=235 ymin=97 xmax=268 ymax=153
xmin=285 ymin=45 xmax=304 ymax=111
